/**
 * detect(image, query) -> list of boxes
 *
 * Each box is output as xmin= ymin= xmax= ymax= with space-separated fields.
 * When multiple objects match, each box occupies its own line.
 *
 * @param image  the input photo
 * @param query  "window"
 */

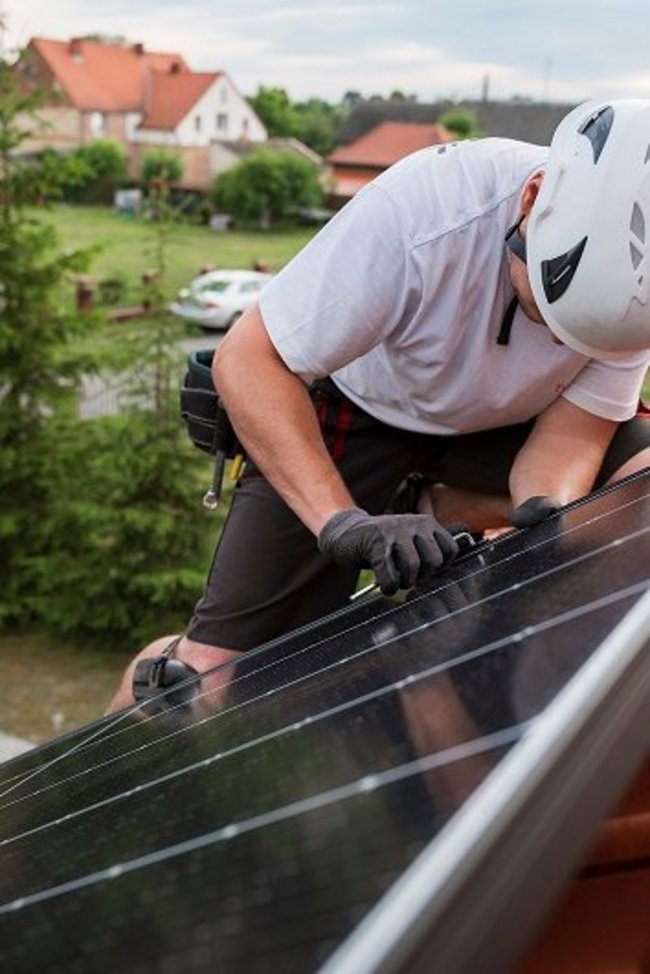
xmin=216 ymin=113 xmax=228 ymax=133
xmin=195 ymin=115 xmax=202 ymax=133
xmin=89 ymin=112 xmax=106 ymax=138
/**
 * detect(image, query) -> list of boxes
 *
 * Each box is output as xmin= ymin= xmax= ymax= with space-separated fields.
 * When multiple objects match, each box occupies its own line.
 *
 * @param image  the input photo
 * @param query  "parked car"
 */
xmin=169 ymin=269 xmax=273 ymax=329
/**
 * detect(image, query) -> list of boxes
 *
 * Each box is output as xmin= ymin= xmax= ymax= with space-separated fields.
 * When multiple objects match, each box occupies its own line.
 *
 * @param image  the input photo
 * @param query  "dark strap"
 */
xmin=497 ymin=296 xmax=519 ymax=346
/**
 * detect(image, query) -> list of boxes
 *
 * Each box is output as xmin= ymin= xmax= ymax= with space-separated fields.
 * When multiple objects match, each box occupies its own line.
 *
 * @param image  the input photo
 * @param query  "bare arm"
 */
xmin=213 ymin=305 xmax=354 ymax=535
xmin=509 ymin=396 xmax=618 ymax=507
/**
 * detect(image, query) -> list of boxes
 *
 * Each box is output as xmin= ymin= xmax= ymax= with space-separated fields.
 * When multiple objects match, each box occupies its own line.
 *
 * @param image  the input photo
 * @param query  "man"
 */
xmin=107 ymin=98 xmax=650 ymax=714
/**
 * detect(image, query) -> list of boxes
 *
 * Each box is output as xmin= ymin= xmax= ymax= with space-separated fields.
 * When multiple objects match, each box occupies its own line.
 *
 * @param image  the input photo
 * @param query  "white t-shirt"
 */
xmin=260 ymin=138 xmax=649 ymax=435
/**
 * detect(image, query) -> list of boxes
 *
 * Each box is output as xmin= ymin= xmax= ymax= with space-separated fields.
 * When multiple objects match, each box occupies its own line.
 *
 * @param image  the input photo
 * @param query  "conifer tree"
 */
xmin=0 ymin=52 xmax=94 ymax=624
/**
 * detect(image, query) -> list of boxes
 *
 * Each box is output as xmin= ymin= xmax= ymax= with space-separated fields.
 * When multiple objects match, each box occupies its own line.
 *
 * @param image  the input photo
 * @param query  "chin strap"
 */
xmin=132 ymin=635 xmax=201 ymax=711
xmin=497 ymin=295 xmax=519 ymax=346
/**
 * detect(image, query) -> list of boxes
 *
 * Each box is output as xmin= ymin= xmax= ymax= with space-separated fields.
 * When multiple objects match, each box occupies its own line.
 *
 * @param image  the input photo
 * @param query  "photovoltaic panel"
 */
xmin=0 ymin=472 xmax=649 ymax=973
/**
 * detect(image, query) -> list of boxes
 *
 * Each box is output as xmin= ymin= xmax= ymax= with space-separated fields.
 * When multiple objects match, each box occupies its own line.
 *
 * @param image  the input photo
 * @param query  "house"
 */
xmin=336 ymin=98 xmax=578 ymax=151
xmin=15 ymin=36 xmax=268 ymax=189
xmin=325 ymin=120 xmax=453 ymax=206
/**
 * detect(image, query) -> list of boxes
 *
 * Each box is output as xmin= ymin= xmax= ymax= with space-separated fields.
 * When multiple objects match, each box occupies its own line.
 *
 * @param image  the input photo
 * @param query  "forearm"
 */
xmin=509 ymin=399 xmax=618 ymax=507
xmin=213 ymin=307 xmax=354 ymax=535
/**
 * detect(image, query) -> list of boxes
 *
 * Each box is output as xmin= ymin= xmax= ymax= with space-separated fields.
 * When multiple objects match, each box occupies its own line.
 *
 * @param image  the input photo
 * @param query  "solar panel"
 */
xmin=1 ymin=472 xmax=649 ymax=974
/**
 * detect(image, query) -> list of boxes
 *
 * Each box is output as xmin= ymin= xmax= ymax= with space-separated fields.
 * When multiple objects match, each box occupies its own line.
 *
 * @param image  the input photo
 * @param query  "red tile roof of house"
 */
xmin=328 ymin=121 xmax=453 ymax=168
xmin=30 ymin=37 xmax=189 ymax=112
xmin=139 ymin=71 xmax=221 ymax=130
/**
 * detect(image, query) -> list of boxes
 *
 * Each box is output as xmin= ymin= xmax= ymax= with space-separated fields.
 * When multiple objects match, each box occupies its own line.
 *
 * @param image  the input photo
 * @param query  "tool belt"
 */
xmin=180 ymin=349 xmax=240 ymax=458
xmin=180 ymin=349 xmax=244 ymax=508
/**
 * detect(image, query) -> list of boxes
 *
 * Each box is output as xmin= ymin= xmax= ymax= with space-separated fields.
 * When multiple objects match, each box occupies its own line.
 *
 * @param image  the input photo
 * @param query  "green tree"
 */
xmin=210 ymin=149 xmax=323 ymax=229
xmin=0 ymin=54 xmax=95 ymax=627
xmin=439 ymin=108 xmax=483 ymax=139
xmin=32 ymin=178 xmax=214 ymax=646
xmin=249 ymin=86 xmax=300 ymax=138
xmin=73 ymin=138 xmax=129 ymax=203
xmin=140 ymin=148 xmax=184 ymax=185
xmin=294 ymin=98 xmax=344 ymax=156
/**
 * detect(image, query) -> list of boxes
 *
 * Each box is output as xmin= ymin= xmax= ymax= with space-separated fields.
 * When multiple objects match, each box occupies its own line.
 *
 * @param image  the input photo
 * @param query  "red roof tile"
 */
xmin=328 ymin=121 xmax=453 ymax=168
xmin=139 ymin=71 xmax=220 ymax=131
xmin=30 ymin=36 xmax=189 ymax=112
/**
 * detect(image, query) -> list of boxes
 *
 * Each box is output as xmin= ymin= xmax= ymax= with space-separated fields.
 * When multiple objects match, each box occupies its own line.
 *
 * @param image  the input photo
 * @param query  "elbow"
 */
xmin=212 ymin=316 xmax=244 ymax=394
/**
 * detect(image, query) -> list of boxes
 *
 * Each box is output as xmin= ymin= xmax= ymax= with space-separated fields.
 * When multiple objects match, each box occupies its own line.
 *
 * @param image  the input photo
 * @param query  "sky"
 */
xmin=3 ymin=0 xmax=650 ymax=106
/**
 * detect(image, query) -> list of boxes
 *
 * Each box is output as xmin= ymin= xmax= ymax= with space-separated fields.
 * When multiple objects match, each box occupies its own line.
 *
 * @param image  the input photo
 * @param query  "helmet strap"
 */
xmin=505 ymin=217 xmax=528 ymax=264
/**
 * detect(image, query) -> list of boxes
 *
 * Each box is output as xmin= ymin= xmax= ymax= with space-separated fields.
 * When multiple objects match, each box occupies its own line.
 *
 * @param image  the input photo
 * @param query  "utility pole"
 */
xmin=542 ymin=56 xmax=552 ymax=103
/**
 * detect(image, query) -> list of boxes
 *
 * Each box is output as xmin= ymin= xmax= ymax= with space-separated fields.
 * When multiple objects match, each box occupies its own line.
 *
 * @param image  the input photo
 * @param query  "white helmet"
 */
xmin=527 ymin=98 xmax=650 ymax=359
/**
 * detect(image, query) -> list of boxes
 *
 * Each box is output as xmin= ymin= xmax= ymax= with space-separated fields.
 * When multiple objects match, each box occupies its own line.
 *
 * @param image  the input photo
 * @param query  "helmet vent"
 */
xmin=578 ymin=105 xmax=614 ymax=163
xmin=541 ymin=236 xmax=588 ymax=304
xmin=630 ymin=203 xmax=645 ymax=243
xmin=630 ymin=242 xmax=644 ymax=271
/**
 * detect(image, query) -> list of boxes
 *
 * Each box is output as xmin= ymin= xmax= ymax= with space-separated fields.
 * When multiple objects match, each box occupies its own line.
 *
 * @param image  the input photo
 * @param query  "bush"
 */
xmin=65 ymin=139 xmax=129 ymax=204
xmin=209 ymin=149 xmax=323 ymax=229
xmin=141 ymin=149 xmax=184 ymax=185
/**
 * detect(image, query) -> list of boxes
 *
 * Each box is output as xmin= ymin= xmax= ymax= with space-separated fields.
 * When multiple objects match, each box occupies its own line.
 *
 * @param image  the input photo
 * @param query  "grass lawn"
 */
xmin=40 ymin=204 xmax=319 ymax=302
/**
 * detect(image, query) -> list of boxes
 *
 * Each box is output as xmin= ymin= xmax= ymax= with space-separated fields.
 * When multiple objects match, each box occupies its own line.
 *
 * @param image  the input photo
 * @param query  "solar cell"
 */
xmin=0 ymin=472 xmax=649 ymax=973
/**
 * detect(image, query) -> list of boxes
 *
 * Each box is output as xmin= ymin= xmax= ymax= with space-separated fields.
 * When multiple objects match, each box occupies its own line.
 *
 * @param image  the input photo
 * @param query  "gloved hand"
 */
xmin=512 ymin=495 xmax=561 ymax=528
xmin=318 ymin=507 xmax=459 ymax=596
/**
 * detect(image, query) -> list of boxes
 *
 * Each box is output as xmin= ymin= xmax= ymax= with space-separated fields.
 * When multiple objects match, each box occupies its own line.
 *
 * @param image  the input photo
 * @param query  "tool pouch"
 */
xmin=180 ymin=349 xmax=240 ymax=458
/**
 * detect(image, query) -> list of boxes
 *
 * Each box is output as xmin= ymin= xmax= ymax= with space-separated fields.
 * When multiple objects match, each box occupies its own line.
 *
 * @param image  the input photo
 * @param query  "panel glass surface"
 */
xmin=0 ymin=474 xmax=648 ymax=973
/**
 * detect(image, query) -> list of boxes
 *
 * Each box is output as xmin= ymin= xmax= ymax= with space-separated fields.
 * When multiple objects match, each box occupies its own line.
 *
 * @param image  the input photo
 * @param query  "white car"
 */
xmin=169 ymin=269 xmax=273 ymax=330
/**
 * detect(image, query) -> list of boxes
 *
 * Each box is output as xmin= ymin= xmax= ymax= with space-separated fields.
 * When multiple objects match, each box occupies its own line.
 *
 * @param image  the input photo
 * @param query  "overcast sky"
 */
xmin=3 ymin=0 xmax=650 ymax=106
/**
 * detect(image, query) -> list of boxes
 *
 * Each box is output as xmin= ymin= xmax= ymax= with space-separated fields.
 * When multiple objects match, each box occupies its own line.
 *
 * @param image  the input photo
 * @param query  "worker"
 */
xmin=106 ymin=98 xmax=650 ymax=715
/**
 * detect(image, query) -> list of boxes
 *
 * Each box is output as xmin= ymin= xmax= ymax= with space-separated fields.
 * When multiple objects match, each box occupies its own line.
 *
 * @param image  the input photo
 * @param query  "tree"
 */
xmin=69 ymin=138 xmax=129 ymax=203
xmin=294 ymin=98 xmax=344 ymax=156
xmin=210 ymin=149 xmax=323 ymax=229
xmin=140 ymin=148 xmax=184 ymax=185
xmin=0 ymin=46 xmax=214 ymax=647
xmin=249 ymin=86 xmax=300 ymax=138
xmin=439 ymin=108 xmax=483 ymax=139
xmin=30 ymin=178 xmax=214 ymax=646
xmin=388 ymin=90 xmax=418 ymax=102
xmin=0 ymin=53 xmax=95 ymax=626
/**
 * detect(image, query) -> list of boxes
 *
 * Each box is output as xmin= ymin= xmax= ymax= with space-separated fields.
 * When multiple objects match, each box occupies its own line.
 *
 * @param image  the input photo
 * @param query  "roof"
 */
xmin=336 ymin=98 xmax=578 ymax=149
xmin=29 ymin=36 xmax=189 ymax=112
xmin=328 ymin=121 xmax=453 ymax=168
xmin=139 ymin=71 xmax=221 ymax=130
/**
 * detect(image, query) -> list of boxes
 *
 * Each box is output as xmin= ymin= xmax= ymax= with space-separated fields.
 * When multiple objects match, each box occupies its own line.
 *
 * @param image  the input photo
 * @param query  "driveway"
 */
xmin=80 ymin=333 xmax=223 ymax=419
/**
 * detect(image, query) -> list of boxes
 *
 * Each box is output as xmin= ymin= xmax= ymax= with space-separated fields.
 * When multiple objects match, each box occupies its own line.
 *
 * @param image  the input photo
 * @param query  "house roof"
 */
xmin=336 ymin=98 xmax=578 ymax=149
xmin=138 ymin=71 xmax=221 ymax=130
xmin=327 ymin=121 xmax=453 ymax=168
xmin=29 ymin=36 xmax=189 ymax=112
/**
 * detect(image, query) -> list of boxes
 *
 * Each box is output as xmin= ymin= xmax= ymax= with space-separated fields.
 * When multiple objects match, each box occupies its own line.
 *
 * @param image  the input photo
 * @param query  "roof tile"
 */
xmin=31 ymin=36 xmax=189 ymax=113
xmin=328 ymin=121 xmax=453 ymax=168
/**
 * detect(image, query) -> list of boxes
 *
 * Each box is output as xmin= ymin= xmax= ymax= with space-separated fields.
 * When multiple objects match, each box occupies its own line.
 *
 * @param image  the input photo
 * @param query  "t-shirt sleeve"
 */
xmin=259 ymin=184 xmax=416 ymax=382
xmin=562 ymin=352 xmax=650 ymax=421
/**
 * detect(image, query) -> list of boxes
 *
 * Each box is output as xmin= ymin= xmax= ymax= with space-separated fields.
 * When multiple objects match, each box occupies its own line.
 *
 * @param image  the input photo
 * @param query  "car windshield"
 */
xmin=194 ymin=279 xmax=233 ymax=294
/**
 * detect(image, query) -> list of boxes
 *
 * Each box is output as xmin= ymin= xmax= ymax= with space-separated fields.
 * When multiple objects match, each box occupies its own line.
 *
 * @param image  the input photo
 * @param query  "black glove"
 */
xmin=512 ymin=495 xmax=561 ymax=528
xmin=318 ymin=507 xmax=459 ymax=596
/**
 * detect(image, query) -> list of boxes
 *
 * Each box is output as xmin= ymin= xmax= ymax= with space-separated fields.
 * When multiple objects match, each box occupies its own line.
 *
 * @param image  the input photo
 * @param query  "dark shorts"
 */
xmin=186 ymin=379 xmax=650 ymax=652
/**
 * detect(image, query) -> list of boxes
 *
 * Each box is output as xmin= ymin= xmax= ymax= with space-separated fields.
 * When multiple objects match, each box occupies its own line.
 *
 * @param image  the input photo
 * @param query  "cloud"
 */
xmin=4 ymin=0 xmax=650 ymax=105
